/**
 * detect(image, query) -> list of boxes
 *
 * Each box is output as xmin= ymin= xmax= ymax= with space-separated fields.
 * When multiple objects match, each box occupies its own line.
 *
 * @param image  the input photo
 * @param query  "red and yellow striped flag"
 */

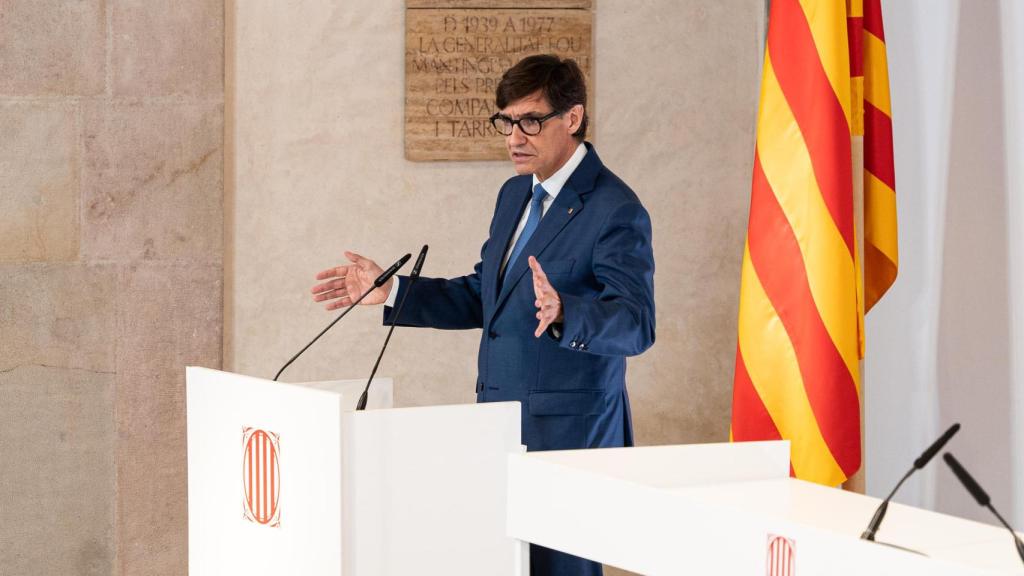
xmin=858 ymin=0 xmax=898 ymax=310
xmin=731 ymin=0 xmax=897 ymax=486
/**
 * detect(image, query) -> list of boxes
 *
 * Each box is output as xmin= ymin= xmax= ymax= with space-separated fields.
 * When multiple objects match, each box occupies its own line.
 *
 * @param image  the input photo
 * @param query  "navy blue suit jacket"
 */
xmin=386 ymin=143 xmax=655 ymax=452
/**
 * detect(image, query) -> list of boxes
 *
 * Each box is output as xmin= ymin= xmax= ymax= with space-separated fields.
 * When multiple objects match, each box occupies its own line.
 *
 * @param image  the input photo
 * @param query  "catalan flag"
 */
xmin=859 ymin=0 xmax=898 ymax=310
xmin=731 ymin=0 xmax=897 ymax=486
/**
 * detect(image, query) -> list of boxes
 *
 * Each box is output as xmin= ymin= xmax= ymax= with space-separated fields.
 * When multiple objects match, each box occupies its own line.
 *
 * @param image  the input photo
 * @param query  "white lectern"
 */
xmin=507 ymin=441 xmax=1024 ymax=575
xmin=186 ymin=367 xmax=525 ymax=576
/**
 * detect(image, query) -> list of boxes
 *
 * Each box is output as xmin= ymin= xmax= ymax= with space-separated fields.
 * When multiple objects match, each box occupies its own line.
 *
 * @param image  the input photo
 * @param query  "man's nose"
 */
xmin=507 ymin=123 xmax=528 ymax=145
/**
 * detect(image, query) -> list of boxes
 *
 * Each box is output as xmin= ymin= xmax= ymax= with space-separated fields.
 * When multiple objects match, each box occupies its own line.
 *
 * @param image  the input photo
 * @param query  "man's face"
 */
xmin=500 ymin=91 xmax=583 ymax=182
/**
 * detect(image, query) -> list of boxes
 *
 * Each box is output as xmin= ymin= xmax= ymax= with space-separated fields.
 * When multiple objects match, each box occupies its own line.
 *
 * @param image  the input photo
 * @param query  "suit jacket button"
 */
xmin=489 ymin=330 xmax=498 ymax=339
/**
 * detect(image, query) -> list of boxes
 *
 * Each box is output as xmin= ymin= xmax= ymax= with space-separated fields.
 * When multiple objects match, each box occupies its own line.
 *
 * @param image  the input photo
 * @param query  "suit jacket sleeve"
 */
xmin=556 ymin=201 xmax=656 ymax=357
xmin=382 ymin=259 xmax=485 ymax=329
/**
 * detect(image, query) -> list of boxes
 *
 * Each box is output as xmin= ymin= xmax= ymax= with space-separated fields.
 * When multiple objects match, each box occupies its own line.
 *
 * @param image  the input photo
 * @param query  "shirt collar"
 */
xmin=532 ymin=142 xmax=587 ymax=199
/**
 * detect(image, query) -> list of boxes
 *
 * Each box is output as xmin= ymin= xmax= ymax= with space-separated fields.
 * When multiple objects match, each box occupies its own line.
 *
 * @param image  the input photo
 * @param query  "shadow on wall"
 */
xmin=935 ymin=0 xmax=1013 ymax=525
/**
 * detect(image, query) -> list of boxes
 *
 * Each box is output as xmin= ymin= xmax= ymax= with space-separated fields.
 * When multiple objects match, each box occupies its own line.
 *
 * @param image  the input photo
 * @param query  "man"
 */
xmin=311 ymin=55 xmax=655 ymax=576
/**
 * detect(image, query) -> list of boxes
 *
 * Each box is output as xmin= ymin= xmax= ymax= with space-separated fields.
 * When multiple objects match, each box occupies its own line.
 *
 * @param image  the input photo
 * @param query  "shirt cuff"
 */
xmin=383 ymin=276 xmax=401 ymax=308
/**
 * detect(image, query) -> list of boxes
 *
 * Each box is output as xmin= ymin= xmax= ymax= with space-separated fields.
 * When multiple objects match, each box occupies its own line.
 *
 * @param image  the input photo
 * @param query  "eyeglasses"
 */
xmin=489 ymin=110 xmax=562 ymax=136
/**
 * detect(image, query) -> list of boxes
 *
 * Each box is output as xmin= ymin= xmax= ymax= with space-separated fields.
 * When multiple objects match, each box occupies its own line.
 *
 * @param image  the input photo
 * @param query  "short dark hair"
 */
xmin=495 ymin=55 xmax=589 ymax=140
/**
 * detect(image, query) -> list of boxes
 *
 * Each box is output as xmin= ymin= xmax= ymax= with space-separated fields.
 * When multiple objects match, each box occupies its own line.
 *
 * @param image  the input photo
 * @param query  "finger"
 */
xmin=311 ymin=278 xmax=345 ymax=295
xmin=325 ymin=296 xmax=352 ymax=311
xmin=534 ymin=315 xmax=549 ymax=338
xmin=312 ymin=288 xmax=347 ymax=302
xmin=528 ymin=256 xmax=548 ymax=281
xmin=349 ymin=251 xmax=381 ymax=273
xmin=535 ymin=303 xmax=557 ymax=337
xmin=314 ymin=266 xmax=345 ymax=281
xmin=530 ymin=263 xmax=547 ymax=299
xmin=529 ymin=258 xmax=554 ymax=300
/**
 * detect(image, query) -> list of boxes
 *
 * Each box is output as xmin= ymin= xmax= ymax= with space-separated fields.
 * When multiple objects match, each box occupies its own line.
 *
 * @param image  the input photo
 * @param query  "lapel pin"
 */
xmin=568 ymin=207 xmax=574 ymax=214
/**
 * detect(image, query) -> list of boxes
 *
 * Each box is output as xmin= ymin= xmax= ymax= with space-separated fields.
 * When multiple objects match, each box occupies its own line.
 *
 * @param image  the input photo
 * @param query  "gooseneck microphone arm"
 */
xmin=356 ymin=245 xmax=428 ymax=411
xmin=861 ymin=423 xmax=961 ymax=541
xmin=943 ymin=452 xmax=1024 ymax=566
xmin=273 ymin=253 xmax=411 ymax=382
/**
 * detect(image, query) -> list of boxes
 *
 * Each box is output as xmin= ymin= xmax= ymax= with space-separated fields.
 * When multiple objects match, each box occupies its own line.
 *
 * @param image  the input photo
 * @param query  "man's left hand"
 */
xmin=528 ymin=256 xmax=563 ymax=338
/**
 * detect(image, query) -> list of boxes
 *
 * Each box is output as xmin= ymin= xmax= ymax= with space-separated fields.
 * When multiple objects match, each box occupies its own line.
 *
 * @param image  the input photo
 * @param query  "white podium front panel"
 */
xmin=507 ymin=442 xmax=1024 ymax=575
xmin=342 ymin=401 xmax=527 ymax=576
xmin=186 ymin=367 xmax=391 ymax=576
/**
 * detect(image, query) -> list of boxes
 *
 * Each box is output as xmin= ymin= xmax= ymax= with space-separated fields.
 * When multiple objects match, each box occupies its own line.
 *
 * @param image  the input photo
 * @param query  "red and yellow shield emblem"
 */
xmin=242 ymin=427 xmax=281 ymax=527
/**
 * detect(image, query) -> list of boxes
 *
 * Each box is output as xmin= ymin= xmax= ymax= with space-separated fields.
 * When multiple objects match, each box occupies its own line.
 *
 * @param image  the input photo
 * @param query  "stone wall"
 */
xmin=0 ymin=2 xmax=223 ymax=575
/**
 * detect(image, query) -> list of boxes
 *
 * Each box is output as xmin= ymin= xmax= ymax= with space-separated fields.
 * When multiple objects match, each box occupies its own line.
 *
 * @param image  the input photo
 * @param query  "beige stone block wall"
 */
xmin=0 ymin=1 xmax=223 ymax=575
xmin=0 ymin=104 xmax=80 ymax=262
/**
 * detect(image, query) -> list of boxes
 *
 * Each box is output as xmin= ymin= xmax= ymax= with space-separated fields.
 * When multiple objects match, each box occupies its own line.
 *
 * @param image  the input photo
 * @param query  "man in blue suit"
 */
xmin=312 ymin=55 xmax=655 ymax=576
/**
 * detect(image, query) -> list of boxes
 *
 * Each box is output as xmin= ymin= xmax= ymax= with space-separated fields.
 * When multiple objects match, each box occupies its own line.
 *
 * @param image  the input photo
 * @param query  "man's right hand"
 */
xmin=311 ymin=251 xmax=394 ymax=310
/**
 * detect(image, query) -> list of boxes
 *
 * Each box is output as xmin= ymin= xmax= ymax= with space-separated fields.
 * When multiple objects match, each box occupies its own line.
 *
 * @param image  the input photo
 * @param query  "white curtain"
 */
xmin=866 ymin=0 xmax=1024 ymax=528
xmin=1002 ymin=0 xmax=1024 ymax=528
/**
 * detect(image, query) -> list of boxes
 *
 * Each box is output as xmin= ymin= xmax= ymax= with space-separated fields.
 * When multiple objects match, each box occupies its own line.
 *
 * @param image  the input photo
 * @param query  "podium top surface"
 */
xmin=186 ymin=366 xmax=393 ymax=406
xmin=508 ymin=441 xmax=1024 ymax=575
xmin=673 ymin=477 xmax=1023 ymax=572
xmin=520 ymin=440 xmax=790 ymax=486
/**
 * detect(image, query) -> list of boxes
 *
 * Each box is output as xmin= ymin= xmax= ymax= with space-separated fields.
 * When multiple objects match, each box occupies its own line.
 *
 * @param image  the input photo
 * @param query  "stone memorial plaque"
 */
xmin=405 ymin=0 xmax=593 ymax=161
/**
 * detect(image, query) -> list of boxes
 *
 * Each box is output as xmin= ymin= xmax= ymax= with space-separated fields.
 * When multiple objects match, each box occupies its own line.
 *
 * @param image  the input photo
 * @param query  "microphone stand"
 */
xmin=861 ymin=423 xmax=960 ymax=545
xmin=273 ymin=253 xmax=411 ymax=382
xmin=943 ymin=452 xmax=1024 ymax=566
xmin=274 ymin=287 xmax=374 ymax=382
xmin=356 ymin=245 xmax=427 ymax=410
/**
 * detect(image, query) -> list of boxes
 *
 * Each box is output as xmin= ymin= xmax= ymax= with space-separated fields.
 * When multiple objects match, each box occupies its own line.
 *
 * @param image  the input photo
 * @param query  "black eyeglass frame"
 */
xmin=489 ymin=110 xmax=563 ymax=136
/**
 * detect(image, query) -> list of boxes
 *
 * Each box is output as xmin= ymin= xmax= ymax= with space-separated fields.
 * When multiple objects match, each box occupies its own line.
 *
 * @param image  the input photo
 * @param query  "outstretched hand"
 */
xmin=311 ymin=251 xmax=393 ymax=310
xmin=528 ymin=256 xmax=563 ymax=338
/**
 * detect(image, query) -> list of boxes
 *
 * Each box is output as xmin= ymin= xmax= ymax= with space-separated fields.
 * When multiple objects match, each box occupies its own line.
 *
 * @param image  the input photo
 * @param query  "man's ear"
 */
xmin=566 ymin=104 xmax=585 ymax=134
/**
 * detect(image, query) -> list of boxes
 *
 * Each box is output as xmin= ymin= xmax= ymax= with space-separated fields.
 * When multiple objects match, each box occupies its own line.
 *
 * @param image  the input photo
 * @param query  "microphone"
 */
xmin=943 ymin=453 xmax=1024 ymax=565
xmin=375 ymin=253 xmax=412 ymax=288
xmin=861 ymin=423 xmax=961 ymax=541
xmin=356 ymin=245 xmax=428 ymax=410
xmin=273 ymin=253 xmax=411 ymax=382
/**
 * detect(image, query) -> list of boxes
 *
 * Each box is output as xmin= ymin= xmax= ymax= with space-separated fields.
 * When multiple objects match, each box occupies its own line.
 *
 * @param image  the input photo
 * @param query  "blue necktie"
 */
xmin=502 ymin=183 xmax=548 ymax=285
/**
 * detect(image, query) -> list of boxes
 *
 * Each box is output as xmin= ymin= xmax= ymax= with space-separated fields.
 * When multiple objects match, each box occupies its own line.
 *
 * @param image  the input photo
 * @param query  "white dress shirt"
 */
xmin=499 ymin=142 xmax=587 ymax=274
xmin=385 ymin=142 xmax=588 ymax=307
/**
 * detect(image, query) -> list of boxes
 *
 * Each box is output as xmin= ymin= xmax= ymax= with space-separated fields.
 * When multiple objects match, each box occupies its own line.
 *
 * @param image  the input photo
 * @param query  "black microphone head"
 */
xmin=914 ymin=422 xmax=960 ymax=469
xmin=943 ymin=452 xmax=990 ymax=507
xmin=410 ymin=244 xmax=428 ymax=279
xmin=374 ymin=253 xmax=411 ymax=287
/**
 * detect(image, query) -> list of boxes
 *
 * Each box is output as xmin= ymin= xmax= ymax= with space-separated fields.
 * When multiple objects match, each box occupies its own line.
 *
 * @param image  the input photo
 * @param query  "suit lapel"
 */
xmin=492 ymin=143 xmax=605 ymax=314
xmin=494 ymin=181 xmax=584 ymax=310
xmin=487 ymin=180 xmax=531 ymax=302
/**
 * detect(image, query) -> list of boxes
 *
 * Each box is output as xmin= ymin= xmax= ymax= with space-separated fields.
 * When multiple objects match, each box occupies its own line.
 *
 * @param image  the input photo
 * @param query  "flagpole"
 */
xmin=844 ymin=131 xmax=867 ymax=494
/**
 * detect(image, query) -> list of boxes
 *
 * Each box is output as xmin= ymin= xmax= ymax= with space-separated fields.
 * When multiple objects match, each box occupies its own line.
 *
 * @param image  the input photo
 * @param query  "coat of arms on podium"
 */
xmin=242 ymin=427 xmax=281 ymax=527
xmin=767 ymin=534 xmax=795 ymax=576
